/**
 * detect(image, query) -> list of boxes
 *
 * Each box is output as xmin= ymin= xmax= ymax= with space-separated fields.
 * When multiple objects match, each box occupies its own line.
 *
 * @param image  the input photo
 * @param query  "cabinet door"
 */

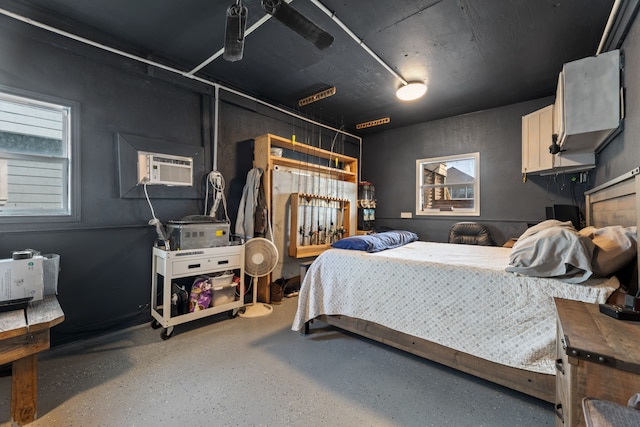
xmin=552 ymin=151 xmax=595 ymax=172
xmin=561 ymin=49 xmax=620 ymax=152
xmin=522 ymin=105 xmax=554 ymax=174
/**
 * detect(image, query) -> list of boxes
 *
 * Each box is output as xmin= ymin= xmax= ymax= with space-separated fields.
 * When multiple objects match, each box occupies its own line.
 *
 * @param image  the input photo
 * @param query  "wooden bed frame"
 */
xmin=305 ymin=168 xmax=640 ymax=404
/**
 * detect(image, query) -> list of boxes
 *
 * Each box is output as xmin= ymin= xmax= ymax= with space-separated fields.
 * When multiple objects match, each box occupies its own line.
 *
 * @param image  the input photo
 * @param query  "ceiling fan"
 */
xmin=224 ymin=0 xmax=334 ymax=62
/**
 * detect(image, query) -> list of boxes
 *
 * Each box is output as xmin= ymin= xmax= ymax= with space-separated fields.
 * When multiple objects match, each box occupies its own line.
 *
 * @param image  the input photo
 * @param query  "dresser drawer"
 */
xmin=555 ymin=353 xmax=577 ymax=425
xmin=171 ymin=253 xmax=241 ymax=276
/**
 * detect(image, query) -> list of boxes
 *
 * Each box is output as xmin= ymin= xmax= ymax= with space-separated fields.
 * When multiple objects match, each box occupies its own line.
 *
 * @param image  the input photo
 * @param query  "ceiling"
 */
xmin=0 ymin=0 xmax=617 ymax=134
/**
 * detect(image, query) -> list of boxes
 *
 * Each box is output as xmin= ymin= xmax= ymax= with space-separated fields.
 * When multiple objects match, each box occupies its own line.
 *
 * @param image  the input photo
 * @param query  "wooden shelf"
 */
xmin=256 ymin=133 xmax=357 ymax=183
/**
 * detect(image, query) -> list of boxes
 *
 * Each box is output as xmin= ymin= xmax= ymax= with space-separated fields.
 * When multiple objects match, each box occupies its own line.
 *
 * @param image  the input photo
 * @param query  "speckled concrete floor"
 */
xmin=0 ymin=297 xmax=555 ymax=426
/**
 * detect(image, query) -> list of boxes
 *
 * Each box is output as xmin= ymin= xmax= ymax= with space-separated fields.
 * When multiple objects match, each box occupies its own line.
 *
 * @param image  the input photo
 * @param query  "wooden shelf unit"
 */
xmin=254 ymin=133 xmax=358 ymax=184
xmin=253 ymin=133 xmax=358 ymax=302
xmin=289 ymin=192 xmax=351 ymax=258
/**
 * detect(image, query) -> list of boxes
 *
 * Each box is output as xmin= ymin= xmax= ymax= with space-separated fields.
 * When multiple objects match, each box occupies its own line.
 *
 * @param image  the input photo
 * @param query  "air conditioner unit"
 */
xmin=138 ymin=152 xmax=193 ymax=186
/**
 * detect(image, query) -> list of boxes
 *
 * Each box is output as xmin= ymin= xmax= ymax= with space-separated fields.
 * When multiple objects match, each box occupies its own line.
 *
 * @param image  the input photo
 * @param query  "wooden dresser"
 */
xmin=554 ymin=298 xmax=640 ymax=426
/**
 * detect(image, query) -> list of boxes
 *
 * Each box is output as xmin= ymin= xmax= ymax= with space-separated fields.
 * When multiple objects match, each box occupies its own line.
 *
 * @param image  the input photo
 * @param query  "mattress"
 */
xmin=292 ymin=241 xmax=619 ymax=374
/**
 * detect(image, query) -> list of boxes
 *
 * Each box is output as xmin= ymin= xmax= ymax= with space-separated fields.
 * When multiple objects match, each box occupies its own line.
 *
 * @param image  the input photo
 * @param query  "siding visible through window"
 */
xmin=0 ymin=92 xmax=70 ymax=216
xmin=415 ymin=152 xmax=480 ymax=216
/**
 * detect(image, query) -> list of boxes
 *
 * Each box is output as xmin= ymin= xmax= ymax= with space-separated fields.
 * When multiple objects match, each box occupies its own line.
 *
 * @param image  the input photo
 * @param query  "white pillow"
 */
xmin=578 ymin=225 xmax=637 ymax=276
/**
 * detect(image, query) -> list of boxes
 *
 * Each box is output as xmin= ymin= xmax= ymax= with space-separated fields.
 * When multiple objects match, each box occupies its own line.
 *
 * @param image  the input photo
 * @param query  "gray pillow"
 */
xmin=506 ymin=220 xmax=595 ymax=283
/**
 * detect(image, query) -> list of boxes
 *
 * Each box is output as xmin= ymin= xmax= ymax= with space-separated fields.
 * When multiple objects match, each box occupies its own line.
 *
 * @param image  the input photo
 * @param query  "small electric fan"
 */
xmin=239 ymin=237 xmax=278 ymax=318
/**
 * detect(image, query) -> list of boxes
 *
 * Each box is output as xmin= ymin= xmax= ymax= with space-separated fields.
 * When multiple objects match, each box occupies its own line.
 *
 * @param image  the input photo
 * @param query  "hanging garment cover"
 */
xmin=235 ymin=168 xmax=263 ymax=240
xmin=253 ymin=172 xmax=268 ymax=237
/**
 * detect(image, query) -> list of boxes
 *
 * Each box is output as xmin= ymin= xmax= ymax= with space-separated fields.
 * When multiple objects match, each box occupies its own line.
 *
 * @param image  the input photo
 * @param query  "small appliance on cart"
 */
xmin=150 ymin=217 xmax=245 ymax=339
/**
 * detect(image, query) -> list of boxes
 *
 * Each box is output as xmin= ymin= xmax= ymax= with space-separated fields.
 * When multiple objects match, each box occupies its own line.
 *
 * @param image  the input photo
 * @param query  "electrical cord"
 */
xmin=143 ymin=180 xmax=169 ymax=247
xmin=205 ymin=170 xmax=230 ymax=222
xmin=545 ymin=173 xmax=561 ymax=202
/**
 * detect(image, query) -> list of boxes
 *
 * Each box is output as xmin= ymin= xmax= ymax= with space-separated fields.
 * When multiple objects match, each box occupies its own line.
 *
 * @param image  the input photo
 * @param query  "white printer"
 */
xmin=0 ymin=251 xmax=44 ymax=303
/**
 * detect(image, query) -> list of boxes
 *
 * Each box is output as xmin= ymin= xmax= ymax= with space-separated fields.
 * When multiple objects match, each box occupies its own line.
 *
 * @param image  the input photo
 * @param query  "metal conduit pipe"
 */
xmin=597 ymin=0 xmax=624 ymax=55
xmin=213 ymin=85 xmax=220 ymax=171
xmin=188 ymin=0 xmax=299 ymax=75
xmin=188 ymin=12 xmax=274 ymax=76
xmin=309 ymin=0 xmax=409 ymax=86
xmin=0 ymin=6 xmax=362 ymax=169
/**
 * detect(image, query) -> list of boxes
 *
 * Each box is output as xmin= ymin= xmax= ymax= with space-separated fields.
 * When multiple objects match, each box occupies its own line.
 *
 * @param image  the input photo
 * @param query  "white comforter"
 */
xmin=292 ymin=241 xmax=619 ymax=374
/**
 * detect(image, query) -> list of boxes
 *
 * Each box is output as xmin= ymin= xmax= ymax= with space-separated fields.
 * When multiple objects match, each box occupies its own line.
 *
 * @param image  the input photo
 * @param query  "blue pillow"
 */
xmin=331 ymin=230 xmax=418 ymax=252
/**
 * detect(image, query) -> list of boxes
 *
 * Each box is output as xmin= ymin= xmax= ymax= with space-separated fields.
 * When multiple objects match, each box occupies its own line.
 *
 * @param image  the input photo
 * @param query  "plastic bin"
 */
xmin=210 ymin=273 xmax=235 ymax=306
xmin=212 ymin=285 xmax=236 ymax=306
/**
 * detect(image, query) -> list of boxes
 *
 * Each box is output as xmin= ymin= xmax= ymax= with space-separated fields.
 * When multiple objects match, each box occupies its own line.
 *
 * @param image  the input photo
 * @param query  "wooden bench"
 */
xmin=0 ymin=295 xmax=64 ymax=426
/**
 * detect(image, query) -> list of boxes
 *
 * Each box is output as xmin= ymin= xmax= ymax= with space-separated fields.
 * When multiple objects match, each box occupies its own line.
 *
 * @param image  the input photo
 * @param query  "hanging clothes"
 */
xmin=235 ymin=167 xmax=263 ymax=241
xmin=253 ymin=172 xmax=268 ymax=238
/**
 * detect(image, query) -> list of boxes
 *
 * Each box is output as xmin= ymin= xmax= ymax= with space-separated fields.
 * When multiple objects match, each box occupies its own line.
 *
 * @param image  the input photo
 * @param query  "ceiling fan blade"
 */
xmin=262 ymin=0 xmax=334 ymax=50
xmin=223 ymin=3 xmax=248 ymax=62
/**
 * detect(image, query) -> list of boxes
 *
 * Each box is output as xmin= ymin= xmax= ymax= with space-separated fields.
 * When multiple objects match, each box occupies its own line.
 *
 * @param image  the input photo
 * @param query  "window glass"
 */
xmin=0 ymin=90 xmax=75 ymax=218
xmin=416 ymin=152 xmax=480 ymax=216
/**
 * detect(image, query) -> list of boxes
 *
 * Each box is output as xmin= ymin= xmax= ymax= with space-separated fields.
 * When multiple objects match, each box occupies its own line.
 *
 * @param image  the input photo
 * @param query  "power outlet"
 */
xmin=400 ymin=212 xmax=412 ymax=218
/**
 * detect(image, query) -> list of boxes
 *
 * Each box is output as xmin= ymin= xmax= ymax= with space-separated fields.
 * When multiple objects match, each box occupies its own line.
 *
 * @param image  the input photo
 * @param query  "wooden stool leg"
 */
xmin=11 ymin=355 xmax=38 ymax=426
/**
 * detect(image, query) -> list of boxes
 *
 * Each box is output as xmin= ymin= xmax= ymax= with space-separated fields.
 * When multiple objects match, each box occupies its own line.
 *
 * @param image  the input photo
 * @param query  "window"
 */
xmin=0 ymin=87 xmax=79 ymax=222
xmin=416 ymin=152 xmax=480 ymax=216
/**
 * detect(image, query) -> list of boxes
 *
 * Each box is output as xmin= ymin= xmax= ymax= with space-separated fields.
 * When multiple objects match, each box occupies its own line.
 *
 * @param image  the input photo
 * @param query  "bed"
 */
xmin=291 ymin=168 xmax=640 ymax=403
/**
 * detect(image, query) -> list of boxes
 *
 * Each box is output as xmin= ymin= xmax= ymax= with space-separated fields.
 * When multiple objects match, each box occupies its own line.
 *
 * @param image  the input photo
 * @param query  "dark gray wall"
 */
xmin=596 ymin=11 xmax=640 ymax=185
xmin=0 ymin=17 xmax=205 ymax=343
xmin=361 ymin=99 xmax=590 ymax=245
xmin=0 ymin=16 xmax=359 ymax=344
xmin=361 ymin=10 xmax=640 ymax=245
xmin=1 ymin=8 xmax=635 ymax=345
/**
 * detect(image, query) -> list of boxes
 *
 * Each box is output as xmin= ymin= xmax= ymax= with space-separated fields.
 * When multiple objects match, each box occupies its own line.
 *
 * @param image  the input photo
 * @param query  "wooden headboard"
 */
xmin=585 ymin=167 xmax=640 ymax=296
xmin=585 ymin=167 xmax=640 ymax=228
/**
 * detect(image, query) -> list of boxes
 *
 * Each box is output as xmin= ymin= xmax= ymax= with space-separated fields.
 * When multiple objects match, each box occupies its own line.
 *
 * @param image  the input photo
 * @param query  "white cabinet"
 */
xmin=553 ymin=151 xmax=595 ymax=172
xmin=522 ymin=105 xmax=596 ymax=175
xmin=522 ymin=104 xmax=554 ymax=174
xmin=150 ymin=245 xmax=245 ymax=339
xmin=555 ymin=49 xmax=621 ymax=153
xmin=522 ymin=50 xmax=620 ymax=175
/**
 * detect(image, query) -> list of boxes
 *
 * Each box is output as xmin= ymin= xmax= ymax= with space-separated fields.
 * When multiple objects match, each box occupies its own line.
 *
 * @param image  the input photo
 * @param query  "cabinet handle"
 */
xmin=555 ymin=403 xmax=564 ymax=422
xmin=188 ymin=263 xmax=201 ymax=269
xmin=217 ymin=260 xmax=229 ymax=265
xmin=555 ymin=358 xmax=564 ymax=374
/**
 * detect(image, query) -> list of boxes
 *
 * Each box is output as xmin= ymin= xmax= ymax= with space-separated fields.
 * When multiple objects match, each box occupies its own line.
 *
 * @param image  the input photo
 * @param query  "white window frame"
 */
xmin=415 ymin=152 xmax=480 ymax=216
xmin=0 ymin=85 xmax=80 ymax=226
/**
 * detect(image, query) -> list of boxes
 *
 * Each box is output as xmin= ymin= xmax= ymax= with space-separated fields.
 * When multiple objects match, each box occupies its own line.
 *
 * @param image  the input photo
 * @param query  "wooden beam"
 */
xmin=11 ymin=355 xmax=38 ymax=425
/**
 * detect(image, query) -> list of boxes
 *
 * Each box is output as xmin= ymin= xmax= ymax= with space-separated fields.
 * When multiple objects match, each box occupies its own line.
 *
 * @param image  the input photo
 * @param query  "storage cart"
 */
xmin=150 ymin=244 xmax=245 ymax=339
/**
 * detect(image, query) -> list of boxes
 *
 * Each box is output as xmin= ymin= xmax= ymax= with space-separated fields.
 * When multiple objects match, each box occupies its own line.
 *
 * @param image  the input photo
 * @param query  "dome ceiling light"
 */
xmin=309 ymin=0 xmax=428 ymax=104
xmin=396 ymin=82 xmax=428 ymax=101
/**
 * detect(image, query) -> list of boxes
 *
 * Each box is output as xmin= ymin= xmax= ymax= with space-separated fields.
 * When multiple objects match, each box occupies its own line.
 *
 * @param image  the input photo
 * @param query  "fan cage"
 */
xmin=245 ymin=237 xmax=278 ymax=277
